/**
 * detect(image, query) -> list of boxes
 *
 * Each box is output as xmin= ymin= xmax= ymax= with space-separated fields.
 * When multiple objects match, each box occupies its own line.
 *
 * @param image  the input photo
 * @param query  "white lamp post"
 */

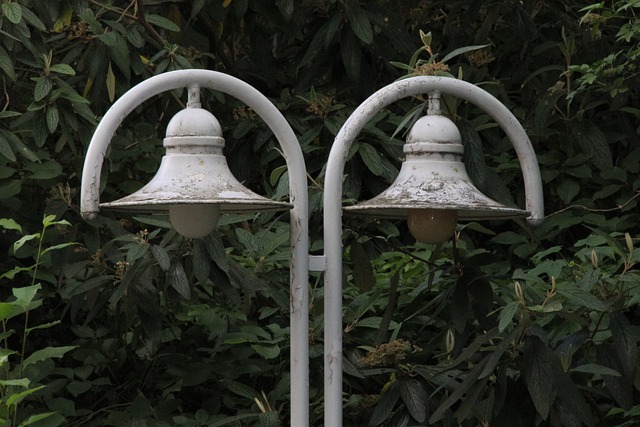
xmin=81 ymin=70 xmax=543 ymax=427
xmin=322 ymin=76 xmax=543 ymax=426
xmin=80 ymin=70 xmax=310 ymax=427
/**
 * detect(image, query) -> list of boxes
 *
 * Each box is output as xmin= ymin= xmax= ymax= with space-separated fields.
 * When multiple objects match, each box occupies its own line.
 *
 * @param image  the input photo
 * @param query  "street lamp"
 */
xmin=81 ymin=70 xmax=543 ymax=427
xmin=80 ymin=70 xmax=310 ymax=427
xmin=322 ymin=77 xmax=543 ymax=426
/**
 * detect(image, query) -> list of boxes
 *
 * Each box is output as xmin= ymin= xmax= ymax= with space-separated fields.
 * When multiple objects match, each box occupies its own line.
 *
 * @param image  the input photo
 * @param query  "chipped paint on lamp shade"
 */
xmin=344 ymin=113 xmax=528 ymax=220
xmin=101 ymin=106 xmax=292 ymax=213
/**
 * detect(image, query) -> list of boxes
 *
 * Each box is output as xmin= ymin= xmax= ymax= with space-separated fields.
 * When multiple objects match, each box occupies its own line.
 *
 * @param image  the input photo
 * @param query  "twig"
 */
xmin=135 ymin=0 xmax=166 ymax=47
xmin=546 ymin=191 xmax=640 ymax=218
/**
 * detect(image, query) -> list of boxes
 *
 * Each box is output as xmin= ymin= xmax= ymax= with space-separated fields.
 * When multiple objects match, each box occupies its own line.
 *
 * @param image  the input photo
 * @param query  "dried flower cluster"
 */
xmin=414 ymin=61 xmax=450 ymax=76
xmin=360 ymin=339 xmax=421 ymax=368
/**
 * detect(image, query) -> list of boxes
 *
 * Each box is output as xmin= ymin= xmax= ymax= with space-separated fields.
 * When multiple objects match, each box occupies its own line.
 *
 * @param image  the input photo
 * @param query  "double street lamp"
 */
xmin=81 ymin=69 xmax=543 ymax=427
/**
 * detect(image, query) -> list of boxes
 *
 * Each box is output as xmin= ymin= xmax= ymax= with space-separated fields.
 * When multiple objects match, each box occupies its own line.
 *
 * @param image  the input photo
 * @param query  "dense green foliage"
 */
xmin=0 ymin=0 xmax=639 ymax=426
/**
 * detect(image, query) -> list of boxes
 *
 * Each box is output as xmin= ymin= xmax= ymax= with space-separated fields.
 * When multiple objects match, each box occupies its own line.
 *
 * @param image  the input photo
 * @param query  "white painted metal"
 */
xmin=80 ymin=70 xmax=310 ymax=427
xmin=101 ymin=104 xmax=292 ymax=212
xmin=344 ymin=112 xmax=528 ymax=219
xmin=323 ymin=76 xmax=543 ymax=427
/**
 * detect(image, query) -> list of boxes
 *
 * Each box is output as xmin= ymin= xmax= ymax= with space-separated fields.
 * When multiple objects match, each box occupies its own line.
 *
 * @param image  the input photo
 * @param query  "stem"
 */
xmin=135 ymin=0 xmax=166 ymax=47
xmin=15 ymin=218 xmax=49 ymax=426
xmin=374 ymin=266 xmax=402 ymax=346
xmin=30 ymin=222 xmax=46 ymax=287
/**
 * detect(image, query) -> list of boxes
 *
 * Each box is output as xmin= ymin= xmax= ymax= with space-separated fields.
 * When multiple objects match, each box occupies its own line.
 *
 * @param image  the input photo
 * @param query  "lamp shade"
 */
xmin=101 ymin=106 xmax=292 ymax=213
xmin=344 ymin=113 xmax=527 ymax=220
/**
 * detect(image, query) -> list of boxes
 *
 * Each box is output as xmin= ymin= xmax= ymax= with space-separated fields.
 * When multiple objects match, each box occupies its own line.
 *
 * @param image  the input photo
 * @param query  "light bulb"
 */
xmin=169 ymin=204 xmax=220 ymax=238
xmin=407 ymin=208 xmax=458 ymax=244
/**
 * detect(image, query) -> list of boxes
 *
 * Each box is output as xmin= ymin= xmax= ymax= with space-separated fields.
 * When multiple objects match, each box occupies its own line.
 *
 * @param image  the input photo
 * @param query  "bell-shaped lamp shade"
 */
xmin=344 ymin=114 xmax=528 ymax=244
xmin=101 ymin=106 xmax=291 ymax=238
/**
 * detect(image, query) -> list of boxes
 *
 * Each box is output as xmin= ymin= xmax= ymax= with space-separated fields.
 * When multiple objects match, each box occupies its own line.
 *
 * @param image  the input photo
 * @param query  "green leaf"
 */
xmin=67 ymin=381 xmax=92 ymax=397
xmin=256 ymin=228 xmax=289 ymax=257
xmin=597 ymin=344 xmax=633 ymax=410
xmin=26 ymin=320 xmax=61 ymax=333
xmin=133 ymin=215 xmax=171 ymax=229
xmin=1 ymin=129 xmax=39 ymax=162
xmin=80 ymin=8 xmax=102 ymax=33
xmin=12 ymin=233 xmax=40 ymax=253
xmin=103 ymin=32 xmax=130 ymax=79
xmin=12 ymin=284 xmax=40 ymax=307
xmin=41 ymin=242 xmax=78 ymax=257
xmin=480 ymin=326 xmax=523 ymax=379
xmin=204 ymin=233 xmax=229 ymax=273
xmin=42 ymin=214 xmax=70 ymax=228
xmin=150 ymin=245 xmax=171 ymax=271
xmin=0 ymin=218 xmax=21 ymax=232
xmin=19 ymin=4 xmax=46 ymax=31
xmin=0 ymin=45 xmax=16 ymax=81
xmin=146 ymin=14 xmax=180 ymax=32
xmin=192 ymin=239 xmax=211 ymax=283
xmin=23 ymin=346 xmax=77 ymax=367
xmin=491 ymin=231 xmax=528 ymax=245
xmin=521 ymin=337 xmax=557 ymax=420
xmin=340 ymin=32 xmax=362 ymax=82
xmin=498 ymin=300 xmax=519 ymax=332
xmin=557 ymin=178 xmax=580 ymax=204
xmin=106 ymin=62 xmax=116 ymax=102
xmin=346 ymin=3 xmax=373 ymax=44
xmin=251 ymin=343 xmax=280 ymax=359
xmin=528 ymin=299 xmax=563 ymax=313
xmin=124 ymin=241 xmax=149 ymax=263
xmin=0 ymin=266 xmax=31 ymax=281
xmin=25 ymin=160 xmax=63 ymax=180
xmin=2 ymin=2 xmax=22 ymax=24
xmin=58 ymin=88 xmax=90 ymax=104
xmin=399 ymin=378 xmax=428 ymax=422
xmin=6 ymin=386 xmax=45 ymax=407
xmin=169 ymin=260 xmax=191 ymax=299
xmin=49 ymin=63 xmax=75 ymax=75
xmin=570 ymin=363 xmax=621 ymax=376
xmin=370 ymin=380 xmax=400 ymax=426
xmin=46 ymin=105 xmax=59 ymax=133
xmin=572 ymin=121 xmax=612 ymax=171
xmin=556 ymin=282 xmax=607 ymax=311
xmin=127 ymin=27 xmax=144 ymax=48
xmin=610 ymin=312 xmax=638 ymax=379
xmin=459 ymin=121 xmax=487 ymax=189
xmin=351 ymin=241 xmax=375 ymax=291
xmin=0 ymin=134 xmax=16 ymax=161
xmin=0 ymin=179 xmax=21 ymax=198
xmin=430 ymin=358 xmax=489 ymax=423
xmin=34 ymin=78 xmax=53 ymax=101
xmin=0 ymin=339 xmax=16 ymax=353
xmin=220 ymin=379 xmax=260 ymax=400
xmin=17 ymin=412 xmax=55 ymax=426
xmin=420 ymin=30 xmax=432 ymax=47
xmin=441 ymin=44 xmax=490 ymax=63
xmin=0 ymin=378 xmax=29 ymax=388
xmin=235 ymin=228 xmax=258 ymax=254
xmin=358 ymin=143 xmax=388 ymax=178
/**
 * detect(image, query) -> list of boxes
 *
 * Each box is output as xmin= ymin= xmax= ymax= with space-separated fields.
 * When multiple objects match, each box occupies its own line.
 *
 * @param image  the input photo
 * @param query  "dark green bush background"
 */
xmin=0 ymin=0 xmax=638 ymax=426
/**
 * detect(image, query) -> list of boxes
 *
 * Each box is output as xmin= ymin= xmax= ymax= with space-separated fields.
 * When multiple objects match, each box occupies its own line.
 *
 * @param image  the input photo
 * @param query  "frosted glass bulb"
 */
xmin=407 ymin=208 xmax=458 ymax=244
xmin=169 ymin=204 xmax=220 ymax=238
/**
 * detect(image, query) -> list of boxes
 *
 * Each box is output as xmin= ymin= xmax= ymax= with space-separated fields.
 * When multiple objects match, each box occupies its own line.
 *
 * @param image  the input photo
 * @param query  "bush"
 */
xmin=0 ymin=1 xmax=638 ymax=426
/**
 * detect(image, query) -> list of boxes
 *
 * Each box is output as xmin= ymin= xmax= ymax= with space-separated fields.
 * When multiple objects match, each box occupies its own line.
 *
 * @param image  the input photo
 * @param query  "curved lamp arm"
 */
xmin=322 ymin=76 xmax=544 ymax=426
xmin=80 ymin=69 xmax=310 ymax=427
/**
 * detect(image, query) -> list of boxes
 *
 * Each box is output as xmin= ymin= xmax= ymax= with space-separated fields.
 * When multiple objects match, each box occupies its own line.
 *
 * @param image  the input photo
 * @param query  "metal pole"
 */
xmin=323 ymin=76 xmax=543 ymax=426
xmin=80 ymin=70 xmax=310 ymax=427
